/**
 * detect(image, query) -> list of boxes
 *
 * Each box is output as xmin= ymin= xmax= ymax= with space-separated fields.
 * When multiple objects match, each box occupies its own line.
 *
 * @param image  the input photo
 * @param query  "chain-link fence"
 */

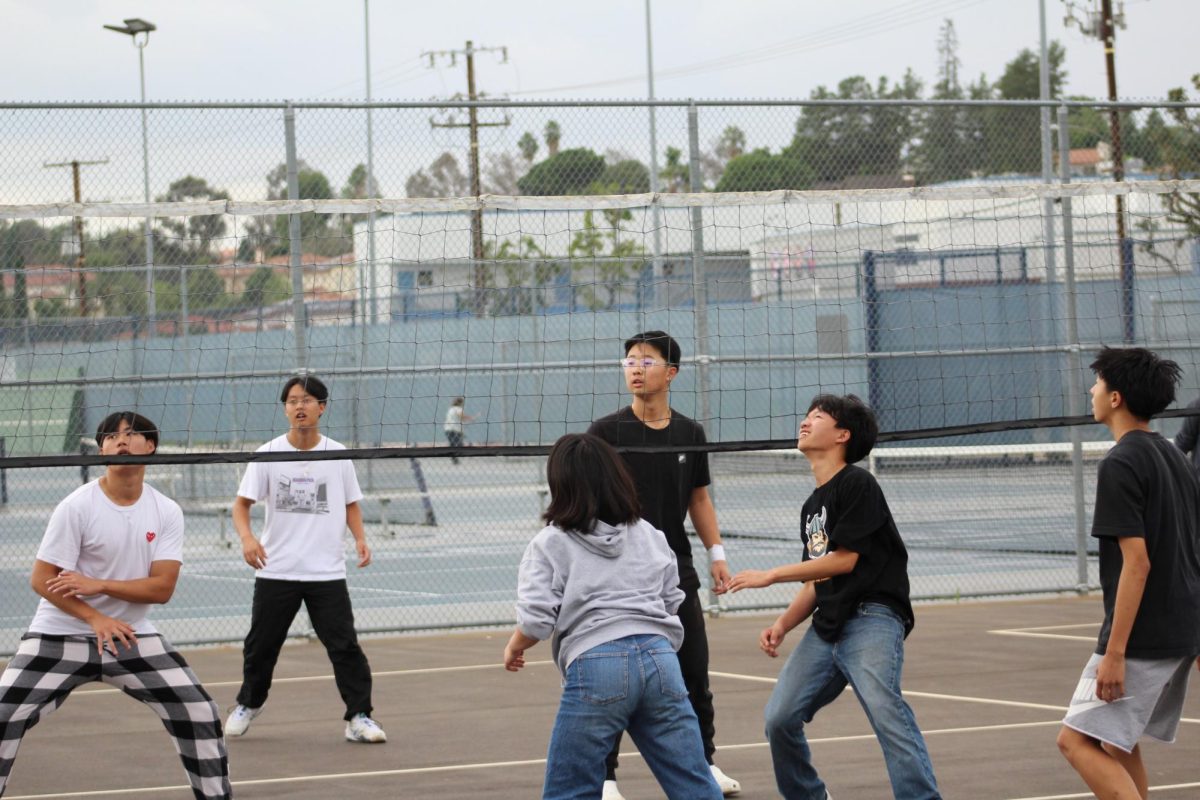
xmin=2 ymin=99 xmax=1200 ymax=652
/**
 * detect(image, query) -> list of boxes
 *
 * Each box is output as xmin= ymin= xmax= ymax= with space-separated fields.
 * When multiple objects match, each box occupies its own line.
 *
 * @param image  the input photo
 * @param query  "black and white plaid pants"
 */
xmin=0 ymin=633 xmax=232 ymax=799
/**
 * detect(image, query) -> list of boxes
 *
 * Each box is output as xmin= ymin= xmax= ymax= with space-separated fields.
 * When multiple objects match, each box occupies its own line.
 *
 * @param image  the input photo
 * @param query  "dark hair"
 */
xmin=543 ymin=433 xmax=640 ymax=533
xmin=1089 ymin=346 xmax=1181 ymax=420
xmin=624 ymin=330 xmax=681 ymax=367
xmin=95 ymin=411 xmax=160 ymax=448
xmin=807 ymin=394 xmax=878 ymax=464
xmin=280 ymin=374 xmax=329 ymax=404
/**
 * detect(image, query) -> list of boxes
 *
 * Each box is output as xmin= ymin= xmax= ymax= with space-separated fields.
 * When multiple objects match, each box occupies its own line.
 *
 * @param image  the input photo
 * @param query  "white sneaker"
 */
xmin=345 ymin=713 xmax=387 ymax=743
xmin=601 ymin=780 xmax=626 ymax=800
xmin=224 ymin=704 xmax=262 ymax=737
xmin=710 ymin=764 xmax=742 ymax=796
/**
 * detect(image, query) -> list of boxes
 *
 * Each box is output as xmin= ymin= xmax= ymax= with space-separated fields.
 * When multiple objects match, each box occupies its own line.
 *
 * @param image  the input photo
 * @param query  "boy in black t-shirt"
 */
xmin=1057 ymin=347 xmax=1200 ymax=800
xmin=728 ymin=394 xmax=940 ymax=800
xmin=588 ymin=330 xmax=741 ymax=798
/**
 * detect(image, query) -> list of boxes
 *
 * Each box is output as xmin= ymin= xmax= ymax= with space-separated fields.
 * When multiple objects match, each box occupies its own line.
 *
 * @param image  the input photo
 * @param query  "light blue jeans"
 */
xmin=543 ymin=634 xmax=721 ymax=800
xmin=764 ymin=603 xmax=941 ymax=799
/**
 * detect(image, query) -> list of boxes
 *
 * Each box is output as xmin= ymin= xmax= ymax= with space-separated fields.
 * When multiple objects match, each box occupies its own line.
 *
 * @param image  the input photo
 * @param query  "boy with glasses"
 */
xmin=588 ymin=330 xmax=740 ymax=798
xmin=0 ymin=411 xmax=232 ymax=799
xmin=225 ymin=375 xmax=386 ymax=744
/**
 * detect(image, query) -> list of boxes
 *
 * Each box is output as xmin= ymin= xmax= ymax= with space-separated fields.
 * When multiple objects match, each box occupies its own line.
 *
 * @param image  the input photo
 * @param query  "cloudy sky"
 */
xmin=7 ymin=0 xmax=1197 ymax=103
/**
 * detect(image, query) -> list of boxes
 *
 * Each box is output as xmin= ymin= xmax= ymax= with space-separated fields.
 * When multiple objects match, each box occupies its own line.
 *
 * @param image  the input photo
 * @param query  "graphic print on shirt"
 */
xmin=274 ymin=473 xmax=330 ymax=514
xmin=804 ymin=507 xmax=829 ymax=559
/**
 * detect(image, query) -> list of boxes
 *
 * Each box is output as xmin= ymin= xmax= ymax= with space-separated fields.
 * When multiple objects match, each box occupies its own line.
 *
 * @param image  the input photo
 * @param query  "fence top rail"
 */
xmin=1 ymin=98 xmax=1197 ymax=111
xmin=5 ymin=179 xmax=1200 ymax=220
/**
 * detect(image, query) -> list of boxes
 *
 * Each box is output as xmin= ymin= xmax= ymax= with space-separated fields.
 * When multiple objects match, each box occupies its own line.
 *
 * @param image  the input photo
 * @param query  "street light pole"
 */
xmin=105 ymin=18 xmax=156 ymax=338
xmin=364 ymin=0 xmax=378 ymax=326
xmin=645 ymin=0 xmax=663 ymax=305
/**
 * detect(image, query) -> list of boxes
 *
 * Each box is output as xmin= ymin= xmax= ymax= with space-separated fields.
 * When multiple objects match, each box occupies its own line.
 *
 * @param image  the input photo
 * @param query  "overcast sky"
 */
xmin=7 ymin=0 xmax=1197 ymax=103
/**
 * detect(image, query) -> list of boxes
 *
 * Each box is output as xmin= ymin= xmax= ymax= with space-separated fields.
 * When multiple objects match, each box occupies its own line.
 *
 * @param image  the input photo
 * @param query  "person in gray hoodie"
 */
xmin=504 ymin=433 xmax=721 ymax=800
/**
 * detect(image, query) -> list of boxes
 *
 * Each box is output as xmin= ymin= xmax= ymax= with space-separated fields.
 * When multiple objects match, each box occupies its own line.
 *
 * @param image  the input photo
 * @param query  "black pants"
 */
xmin=445 ymin=430 xmax=464 ymax=463
xmin=236 ymin=577 xmax=373 ymax=721
xmin=606 ymin=585 xmax=716 ymax=778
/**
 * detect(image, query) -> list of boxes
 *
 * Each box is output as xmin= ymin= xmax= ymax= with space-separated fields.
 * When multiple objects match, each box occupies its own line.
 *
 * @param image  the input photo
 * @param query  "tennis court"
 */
xmin=1 ymin=597 xmax=1196 ymax=799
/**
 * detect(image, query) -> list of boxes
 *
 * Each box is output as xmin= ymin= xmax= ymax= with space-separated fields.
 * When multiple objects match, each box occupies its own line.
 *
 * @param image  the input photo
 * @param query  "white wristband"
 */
xmin=708 ymin=543 xmax=727 ymax=563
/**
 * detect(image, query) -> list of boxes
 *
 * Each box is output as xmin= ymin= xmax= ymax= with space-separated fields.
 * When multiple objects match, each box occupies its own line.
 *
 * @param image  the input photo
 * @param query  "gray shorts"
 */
xmin=1062 ymin=652 xmax=1194 ymax=753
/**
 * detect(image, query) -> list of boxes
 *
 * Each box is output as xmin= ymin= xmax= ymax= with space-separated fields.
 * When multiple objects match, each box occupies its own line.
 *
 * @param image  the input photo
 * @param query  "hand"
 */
xmin=727 ymin=569 xmax=773 ymax=594
xmin=710 ymin=560 xmax=732 ymax=595
xmin=89 ymin=614 xmax=136 ymax=656
xmin=504 ymin=643 xmax=525 ymax=672
xmin=1095 ymin=651 xmax=1126 ymax=703
xmin=356 ymin=539 xmax=372 ymax=568
xmin=760 ymin=621 xmax=787 ymax=658
xmin=45 ymin=570 xmax=103 ymax=599
xmin=242 ymin=537 xmax=267 ymax=569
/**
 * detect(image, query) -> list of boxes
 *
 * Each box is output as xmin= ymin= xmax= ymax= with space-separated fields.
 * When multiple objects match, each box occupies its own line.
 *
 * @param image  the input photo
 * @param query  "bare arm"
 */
xmin=45 ymin=559 xmax=180 ymax=605
xmin=760 ymin=582 xmax=818 ymax=658
xmin=504 ymin=627 xmax=541 ymax=672
xmin=1095 ymin=536 xmax=1151 ymax=702
xmin=233 ymin=495 xmax=266 ymax=569
xmin=727 ymin=548 xmax=859 ymax=593
xmin=347 ymin=501 xmax=371 ymax=568
xmin=689 ymin=486 xmax=731 ymax=591
xmin=32 ymin=559 xmax=136 ymax=655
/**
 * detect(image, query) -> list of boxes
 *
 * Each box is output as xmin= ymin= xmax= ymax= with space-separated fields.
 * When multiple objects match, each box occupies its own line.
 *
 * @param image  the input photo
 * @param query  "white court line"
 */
xmin=988 ymin=622 xmax=1100 ymax=643
xmin=1006 ymin=783 xmax=1200 ymax=800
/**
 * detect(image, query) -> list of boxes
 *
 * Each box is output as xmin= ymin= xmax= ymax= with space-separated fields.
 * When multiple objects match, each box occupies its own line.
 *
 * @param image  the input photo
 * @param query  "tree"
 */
xmin=516 ymin=148 xmax=606 ymax=195
xmin=594 ymin=159 xmax=651 ymax=194
xmin=156 ymin=175 xmax=230 ymax=260
xmin=980 ymin=42 xmax=1067 ymax=174
xmin=341 ymin=163 xmax=382 ymax=199
xmin=702 ymin=125 xmax=747 ymax=185
xmin=568 ymin=210 xmax=644 ymax=310
xmin=1138 ymin=76 xmax=1200 ymax=260
xmin=158 ymin=268 xmax=228 ymax=314
xmin=715 ymin=149 xmax=814 ymax=192
xmin=239 ymin=161 xmax=342 ymax=260
xmin=786 ymin=71 xmax=924 ymax=184
xmin=34 ymin=297 xmax=70 ymax=319
xmin=544 ymin=120 xmax=562 ymax=157
xmin=518 ymin=131 xmax=539 ymax=164
xmin=242 ymin=266 xmax=291 ymax=308
xmin=406 ymin=152 xmax=471 ymax=198
xmin=0 ymin=223 xmax=29 ymax=321
xmin=484 ymin=152 xmax=523 ymax=195
xmin=914 ymin=20 xmax=976 ymax=183
xmin=659 ymin=147 xmax=690 ymax=192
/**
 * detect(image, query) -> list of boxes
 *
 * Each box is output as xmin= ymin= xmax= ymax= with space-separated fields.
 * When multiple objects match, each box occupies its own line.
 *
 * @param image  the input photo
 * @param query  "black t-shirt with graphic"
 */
xmin=800 ymin=464 xmax=914 ymax=642
xmin=1091 ymin=430 xmax=1200 ymax=658
xmin=588 ymin=407 xmax=711 ymax=590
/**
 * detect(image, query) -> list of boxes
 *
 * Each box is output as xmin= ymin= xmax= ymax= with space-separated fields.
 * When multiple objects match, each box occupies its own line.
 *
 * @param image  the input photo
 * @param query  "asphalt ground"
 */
xmin=2 ymin=596 xmax=1197 ymax=799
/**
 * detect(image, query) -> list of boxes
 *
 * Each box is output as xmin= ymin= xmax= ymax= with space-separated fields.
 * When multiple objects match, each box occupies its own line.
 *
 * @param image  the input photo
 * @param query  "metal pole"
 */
xmin=138 ymin=40 xmax=156 ymax=338
xmin=1058 ymin=104 xmax=1089 ymax=593
xmin=364 ymin=0 xmax=378 ymax=326
xmin=645 ymin=0 xmax=663 ymax=311
xmin=70 ymin=162 xmax=88 ymax=313
xmin=1100 ymin=0 xmax=1133 ymax=343
xmin=686 ymin=103 xmax=713 ymax=438
xmin=1038 ymin=0 xmax=1057 ymax=286
xmin=284 ymin=102 xmax=308 ymax=368
xmin=466 ymin=41 xmax=486 ymax=316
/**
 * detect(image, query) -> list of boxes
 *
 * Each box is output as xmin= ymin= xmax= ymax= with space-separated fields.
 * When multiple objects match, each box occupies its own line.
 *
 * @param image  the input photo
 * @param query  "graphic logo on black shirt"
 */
xmin=275 ymin=474 xmax=330 ymax=514
xmin=805 ymin=507 xmax=829 ymax=559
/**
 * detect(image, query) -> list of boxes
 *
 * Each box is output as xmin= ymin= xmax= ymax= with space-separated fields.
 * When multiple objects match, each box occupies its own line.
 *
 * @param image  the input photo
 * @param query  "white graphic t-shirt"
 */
xmin=238 ymin=435 xmax=364 ymax=581
xmin=30 ymin=480 xmax=184 ymax=636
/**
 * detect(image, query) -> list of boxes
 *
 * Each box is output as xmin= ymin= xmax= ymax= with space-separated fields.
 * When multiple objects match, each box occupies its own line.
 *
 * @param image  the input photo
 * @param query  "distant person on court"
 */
xmin=1056 ymin=347 xmax=1200 ymax=800
xmin=444 ymin=397 xmax=475 ymax=464
xmin=588 ymin=330 xmax=740 ymax=798
xmin=1172 ymin=394 xmax=1200 ymax=476
xmin=504 ymin=433 xmax=722 ymax=800
xmin=225 ymin=375 xmax=386 ymax=743
xmin=727 ymin=394 xmax=941 ymax=800
xmin=0 ymin=411 xmax=232 ymax=800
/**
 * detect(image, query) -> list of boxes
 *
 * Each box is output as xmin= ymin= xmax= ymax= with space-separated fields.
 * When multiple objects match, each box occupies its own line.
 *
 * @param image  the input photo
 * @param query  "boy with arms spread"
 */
xmin=1056 ymin=347 xmax=1200 ymax=800
xmin=225 ymin=375 xmax=386 ymax=743
xmin=587 ymin=331 xmax=740 ymax=798
xmin=0 ymin=412 xmax=231 ymax=800
xmin=728 ymin=394 xmax=940 ymax=800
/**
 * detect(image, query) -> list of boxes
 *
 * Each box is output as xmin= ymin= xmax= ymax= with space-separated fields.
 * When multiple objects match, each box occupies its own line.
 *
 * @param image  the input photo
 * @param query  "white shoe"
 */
xmin=601 ymin=780 xmax=626 ymax=800
xmin=345 ymin=713 xmax=387 ymax=743
xmin=224 ymin=704 xmax=262 ymax=737
xmin=710 ymin=764 xmax=742 ymax=796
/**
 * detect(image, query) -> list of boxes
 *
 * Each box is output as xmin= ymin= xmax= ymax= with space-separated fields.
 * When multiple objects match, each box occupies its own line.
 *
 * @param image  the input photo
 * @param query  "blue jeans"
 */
xmin=543 ymin=634 xmax=721 ymax=800
xmin=764 ymin=603 xmax=941 ymax=800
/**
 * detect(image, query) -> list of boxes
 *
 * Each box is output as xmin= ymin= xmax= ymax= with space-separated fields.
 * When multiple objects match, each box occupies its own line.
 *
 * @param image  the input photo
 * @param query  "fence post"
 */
xmin=0 ymin=437 xmax=7 ymax=505
xmin=686 ymin=101 xmax=713 ymax=438
xmin=1059 ymin=104 xmax=1089 ymax=595
xmin=284 ymin=101 xmax=308 ymax=369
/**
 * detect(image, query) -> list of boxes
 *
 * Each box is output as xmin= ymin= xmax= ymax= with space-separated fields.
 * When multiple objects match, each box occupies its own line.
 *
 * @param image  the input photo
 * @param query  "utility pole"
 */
xmin=1064 ymin=0 xmax=1133 ymax=341
xmin=43 ymin=158 xmax=109 ymax=315
xmin=424 ymin=41 xmax=510 ymax=316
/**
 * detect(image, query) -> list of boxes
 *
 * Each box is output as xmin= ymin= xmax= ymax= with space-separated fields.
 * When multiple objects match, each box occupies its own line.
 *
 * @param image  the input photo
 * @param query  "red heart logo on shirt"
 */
xmin=146 ymin=532 xmax=156 ymax=542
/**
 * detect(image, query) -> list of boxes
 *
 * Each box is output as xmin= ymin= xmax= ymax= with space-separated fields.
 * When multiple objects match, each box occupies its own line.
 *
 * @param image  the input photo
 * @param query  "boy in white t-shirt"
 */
xmin=224 ymin=375 xmax=386 ymax=743
xmin=0 ymin=412 xmax=231 ymax=800
xmin=443 ymin=397 xmax=474 ymax=464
